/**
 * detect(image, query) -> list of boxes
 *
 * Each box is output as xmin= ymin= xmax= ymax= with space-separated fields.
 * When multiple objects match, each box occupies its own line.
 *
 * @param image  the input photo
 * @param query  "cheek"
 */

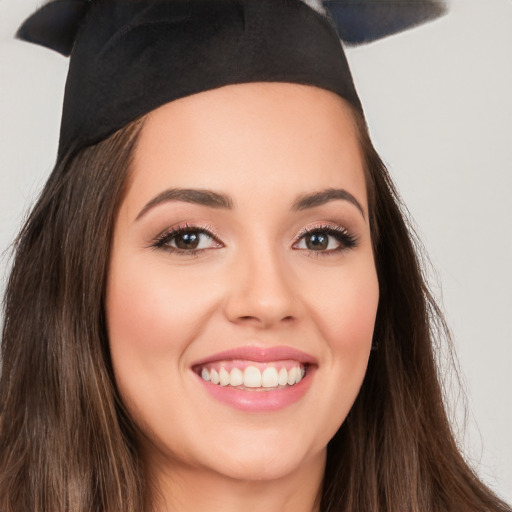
xmin=105 ymin=255 xmax=220 ymax=398
xmin=298 ymin=255 xmax=379 ymax=420
xmin=107 ymin=256 xmax=212 ymax=347
xmin=329 ymin=283 xmax=378 ymax=356
xmin=304 ymin=256 xmax=379 ymax=352
xmin=107 ymin=266 xmax=176 ymax=364
xmin=104 ymin=254 xmax=228 ymax=455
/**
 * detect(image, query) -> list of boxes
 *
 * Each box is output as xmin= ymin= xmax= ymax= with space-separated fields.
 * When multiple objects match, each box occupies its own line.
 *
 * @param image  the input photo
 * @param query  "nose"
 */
xmin=223 ymin=244 xmax=300 ymax=329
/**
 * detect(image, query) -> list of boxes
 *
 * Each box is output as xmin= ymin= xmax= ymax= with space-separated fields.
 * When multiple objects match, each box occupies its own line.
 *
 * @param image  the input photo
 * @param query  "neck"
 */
xmin=146 ymin=449 xmax=326 ymax=512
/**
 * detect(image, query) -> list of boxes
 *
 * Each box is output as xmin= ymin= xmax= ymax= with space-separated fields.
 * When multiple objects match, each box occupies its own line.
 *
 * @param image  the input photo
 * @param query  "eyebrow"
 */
xmin=136 ymin=188 xmax=234 ymax=220
xmin=136 ymin=186 xmax=365 ymax=221
xmin=292 ymin=188 xmax=366 ymax=218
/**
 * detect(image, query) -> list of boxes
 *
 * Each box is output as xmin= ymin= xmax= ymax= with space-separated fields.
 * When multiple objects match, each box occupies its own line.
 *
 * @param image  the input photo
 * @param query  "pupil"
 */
xmin=176 ymin=232 xmax=199 ymax=250
xmin=307 ymin=233 xmax=328 ymax=250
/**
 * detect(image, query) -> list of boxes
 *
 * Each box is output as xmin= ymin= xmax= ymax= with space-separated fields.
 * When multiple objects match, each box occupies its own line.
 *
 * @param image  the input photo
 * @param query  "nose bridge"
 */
xmin=223 ymin=234 xmax=298 ymax=327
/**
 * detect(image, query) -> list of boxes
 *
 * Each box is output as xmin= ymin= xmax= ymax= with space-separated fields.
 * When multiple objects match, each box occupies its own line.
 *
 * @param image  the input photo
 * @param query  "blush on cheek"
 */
xmin=317 ymin=271 xmax=379 ymax=351
xmin=106 ymin=258 xmax=224 ymax=383
xmin=336 ymin=296 xmax=378 ymax=348
xmin=105 ymin=284 xmax=180 ymax=400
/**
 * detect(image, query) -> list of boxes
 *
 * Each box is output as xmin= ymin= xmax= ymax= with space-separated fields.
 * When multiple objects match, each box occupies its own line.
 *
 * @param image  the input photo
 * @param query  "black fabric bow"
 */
xmin=18 ymin=0 xmax=448 ymax=56
xmin=15 ymin=0 xmax=448 ymax=161
xmin=17 ymin=0 xmax=89 ymax=56
xmin=325 ymin=0 xmax=448 ymax=45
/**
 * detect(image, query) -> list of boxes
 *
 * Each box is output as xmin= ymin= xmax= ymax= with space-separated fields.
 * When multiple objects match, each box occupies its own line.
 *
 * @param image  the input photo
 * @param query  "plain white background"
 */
xmin=1 ymin=0 xmax=511 ymax=503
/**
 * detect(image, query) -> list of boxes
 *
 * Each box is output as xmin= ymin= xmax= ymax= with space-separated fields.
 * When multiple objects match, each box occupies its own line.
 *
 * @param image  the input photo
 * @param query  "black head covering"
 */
xmin=324 ymin=0 xmax=447 ymax=45
xmin=17 ymin=0 xmax=447 ymax=160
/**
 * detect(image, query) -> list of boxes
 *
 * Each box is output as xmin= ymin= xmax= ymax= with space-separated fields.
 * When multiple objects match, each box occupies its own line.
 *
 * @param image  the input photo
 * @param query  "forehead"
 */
xmin=128 ymin=82 xmax=366 ymax=214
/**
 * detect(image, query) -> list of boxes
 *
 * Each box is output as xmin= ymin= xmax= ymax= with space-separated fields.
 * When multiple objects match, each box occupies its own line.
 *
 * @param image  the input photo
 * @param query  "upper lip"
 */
xmin=191 ymin=345 xmax=318 ymax=367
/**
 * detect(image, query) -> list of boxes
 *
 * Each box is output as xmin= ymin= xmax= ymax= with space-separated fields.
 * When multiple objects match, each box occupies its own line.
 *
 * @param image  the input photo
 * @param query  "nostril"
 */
xmin=236 ymin=314 xmax=296 ymax=326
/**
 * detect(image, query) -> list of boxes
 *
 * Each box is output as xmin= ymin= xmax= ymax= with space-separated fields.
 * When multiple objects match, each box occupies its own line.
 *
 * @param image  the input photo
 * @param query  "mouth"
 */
xmin=191 ymin=346 xmax=317 ymax=412
xmin=194 ymin=360 xmax=308 ymax=391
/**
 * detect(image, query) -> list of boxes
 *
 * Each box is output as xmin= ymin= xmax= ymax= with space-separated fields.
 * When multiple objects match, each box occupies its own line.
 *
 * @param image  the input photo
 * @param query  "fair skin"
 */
xmin=106 ymin=82 xmax=379 ymax=512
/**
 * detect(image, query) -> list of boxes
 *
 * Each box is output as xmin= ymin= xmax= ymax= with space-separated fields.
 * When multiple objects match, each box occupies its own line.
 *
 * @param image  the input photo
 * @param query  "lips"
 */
xmin=191 ymin=346 xmax=317 ymax=412
xmin=192 ymin=345 xmax=317 ymax=367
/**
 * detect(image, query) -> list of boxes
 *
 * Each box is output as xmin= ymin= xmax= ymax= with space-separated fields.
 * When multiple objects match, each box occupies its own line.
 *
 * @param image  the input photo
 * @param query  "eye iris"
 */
xmin=306 ymin=233 xmax=328 ymax=250
xmin=175 ymin=232 xmax=200 ymax=250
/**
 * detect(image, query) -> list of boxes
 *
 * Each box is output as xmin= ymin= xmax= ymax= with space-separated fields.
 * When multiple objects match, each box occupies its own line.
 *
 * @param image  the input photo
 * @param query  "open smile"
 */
xmin=196 ymin=361 xmax=307 ymax=389
xmin=191 ymin=346 xmax=317 ymax=411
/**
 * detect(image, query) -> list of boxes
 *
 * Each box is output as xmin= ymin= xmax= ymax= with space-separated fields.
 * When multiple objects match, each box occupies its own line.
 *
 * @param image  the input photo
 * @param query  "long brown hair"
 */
xmin=320 ymin=110 xmax=511 ymax=511
xmin=0 ymin=121 xmax=146 ymax=511
xmin=0 ymin=107 xmax=510 ymax=511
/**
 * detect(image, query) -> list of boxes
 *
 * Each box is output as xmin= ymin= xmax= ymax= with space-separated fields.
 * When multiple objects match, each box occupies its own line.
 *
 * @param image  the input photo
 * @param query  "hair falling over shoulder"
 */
xmin=319 ymin=111 xmax=511 ymax=512
xmin=0 ymin=120 xmax=147 ymax=512
xmin=0 ymin=111 xmax=510 ymax=512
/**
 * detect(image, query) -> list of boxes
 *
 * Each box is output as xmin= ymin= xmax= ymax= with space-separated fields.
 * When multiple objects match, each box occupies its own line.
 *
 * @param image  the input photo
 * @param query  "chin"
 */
xmin=142 ymin=419 xmax=328 ymax=484
xmin=207 ymin=444 xmax=326 ymax=483
xmin=200 ymin=424 xmax=329 ymax=482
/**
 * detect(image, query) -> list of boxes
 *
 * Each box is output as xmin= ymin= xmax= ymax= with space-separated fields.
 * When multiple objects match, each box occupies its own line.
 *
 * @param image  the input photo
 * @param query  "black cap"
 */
xmin=17 ymin=0 xmax=447 ymax=160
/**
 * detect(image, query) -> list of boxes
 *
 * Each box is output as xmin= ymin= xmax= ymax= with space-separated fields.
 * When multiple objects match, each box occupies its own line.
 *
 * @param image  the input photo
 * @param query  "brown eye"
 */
xmin=305 ymin=232 xmax=329 ymax=251
xmin=294 ymin=226 xmax=358 ymax=254
xmin=174 ymin=232 xmax=201 ymax=250
xmin=155 ymin=228 xmax=221 ymax=253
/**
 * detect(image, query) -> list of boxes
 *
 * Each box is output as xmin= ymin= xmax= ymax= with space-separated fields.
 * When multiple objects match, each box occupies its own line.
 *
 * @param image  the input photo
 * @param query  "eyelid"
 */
xmin=292 ymin=222 xmax=358 ymax=254
xmin=149 ymin=222 xmax=223 ymax=253
xmin=148 ymin=221 xmax=358 ymax=257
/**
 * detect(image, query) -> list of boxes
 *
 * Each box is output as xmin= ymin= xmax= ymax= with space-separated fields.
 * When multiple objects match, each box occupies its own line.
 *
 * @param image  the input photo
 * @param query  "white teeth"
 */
xmin=210 ymin=368 xmax=220 ymax=385
xmin=200 ymin=364 xmax=306 ymax=389
xmin=262 ymin=367 xmax=279 ymax=388
xmin=230 ymin=367 xmax=244 ymax=387
xmin=219 ymin=367 xmax=230 ymax=386
xmin=244 ymin=366 xmax=262 ymax=388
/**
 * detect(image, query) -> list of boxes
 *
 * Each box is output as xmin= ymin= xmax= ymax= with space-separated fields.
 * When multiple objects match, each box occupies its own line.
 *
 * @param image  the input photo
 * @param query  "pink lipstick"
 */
xmin=191 ymin=346 xmax=317 ymax=412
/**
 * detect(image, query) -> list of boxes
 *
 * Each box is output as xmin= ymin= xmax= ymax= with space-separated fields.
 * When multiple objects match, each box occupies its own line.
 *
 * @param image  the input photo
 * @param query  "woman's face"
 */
xmin=106 ymin=83 xmax=379 ymax=483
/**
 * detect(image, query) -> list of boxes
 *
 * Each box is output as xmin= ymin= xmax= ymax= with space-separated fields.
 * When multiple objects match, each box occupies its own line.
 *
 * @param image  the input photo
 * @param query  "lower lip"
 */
xmin=195 ymin=369 xmax=315 ymax=412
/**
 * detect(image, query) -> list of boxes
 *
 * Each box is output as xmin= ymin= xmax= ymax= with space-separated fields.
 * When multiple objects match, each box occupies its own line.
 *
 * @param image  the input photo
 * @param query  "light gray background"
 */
xmin=1 ymin=0 xmax=511 ymax=503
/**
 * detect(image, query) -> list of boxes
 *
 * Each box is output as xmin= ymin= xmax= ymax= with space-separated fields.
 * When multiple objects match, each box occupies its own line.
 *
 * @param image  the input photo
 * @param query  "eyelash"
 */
xmin=293 ymin=224 xmax=358 ymax=257
xmin=150 ymin=223 xmax=358 ymax=256
xmin=151 ymin=223 xmax=221 ymax=257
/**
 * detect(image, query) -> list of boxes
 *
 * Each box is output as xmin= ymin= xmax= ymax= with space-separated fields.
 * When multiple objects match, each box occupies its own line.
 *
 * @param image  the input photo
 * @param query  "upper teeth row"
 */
xmin=201 ymin=365 xmax=305 ymax=388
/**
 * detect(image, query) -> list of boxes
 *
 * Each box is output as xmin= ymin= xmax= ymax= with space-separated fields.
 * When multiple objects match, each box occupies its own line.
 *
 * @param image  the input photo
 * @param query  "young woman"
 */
xmin=0 ymin=1 xmax=510 ymax=511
